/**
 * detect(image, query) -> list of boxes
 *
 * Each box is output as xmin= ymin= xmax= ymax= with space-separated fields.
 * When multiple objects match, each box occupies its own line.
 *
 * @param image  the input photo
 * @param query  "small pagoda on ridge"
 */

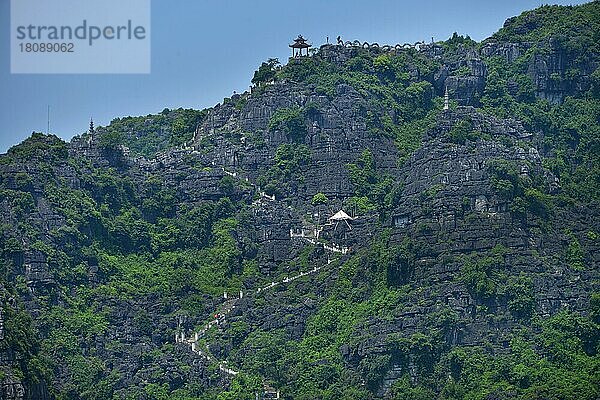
xmin=289 ymin=35 xmax=311 ymax=57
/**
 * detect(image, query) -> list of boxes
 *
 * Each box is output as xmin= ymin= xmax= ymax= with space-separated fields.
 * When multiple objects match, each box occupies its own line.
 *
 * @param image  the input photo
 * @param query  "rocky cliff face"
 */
xmin=1 ymin=3 xmax=599 ymax=399
xmin=175 ymin=101 xmax=598 ymax=397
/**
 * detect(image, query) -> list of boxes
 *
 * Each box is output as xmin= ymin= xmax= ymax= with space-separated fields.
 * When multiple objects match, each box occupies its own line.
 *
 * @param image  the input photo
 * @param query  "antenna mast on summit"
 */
xmin=47 ymin=105 xmax=50 ymax=134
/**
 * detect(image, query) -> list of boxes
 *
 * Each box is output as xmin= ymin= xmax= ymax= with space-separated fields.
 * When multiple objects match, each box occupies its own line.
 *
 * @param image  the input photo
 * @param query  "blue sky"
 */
xmin=0 ymin=0 xmax=589 ymax=153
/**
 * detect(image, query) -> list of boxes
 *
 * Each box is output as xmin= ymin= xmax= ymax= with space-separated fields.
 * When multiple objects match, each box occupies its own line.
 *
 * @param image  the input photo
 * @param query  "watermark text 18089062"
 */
xmin=11 ymin=0 xmax=150 ymax=74
xmin=19 ymin=43 xmax=75 ymax=53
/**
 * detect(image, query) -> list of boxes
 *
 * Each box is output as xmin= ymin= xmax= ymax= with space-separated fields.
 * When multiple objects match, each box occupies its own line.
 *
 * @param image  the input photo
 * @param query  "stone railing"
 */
xmin=175 ymin=236 xmax=349 ymax=378
xmin=338 ymin=39 xmax=427 ymax=51
xmin=293 ymin=236 xmax=350 ymax=254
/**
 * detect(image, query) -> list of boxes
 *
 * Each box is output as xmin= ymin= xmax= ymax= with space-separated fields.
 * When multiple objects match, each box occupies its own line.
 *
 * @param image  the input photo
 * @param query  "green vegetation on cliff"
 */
xmin=101 ymin=108 xmax=207 ymax=157
xmin=1 ymin=2 xmax=599 ymax=400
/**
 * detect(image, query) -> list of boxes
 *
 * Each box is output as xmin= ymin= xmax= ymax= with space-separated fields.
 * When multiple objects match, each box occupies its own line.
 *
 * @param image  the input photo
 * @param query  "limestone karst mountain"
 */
xmin=0 ymin=2 xmax=599 ymax=399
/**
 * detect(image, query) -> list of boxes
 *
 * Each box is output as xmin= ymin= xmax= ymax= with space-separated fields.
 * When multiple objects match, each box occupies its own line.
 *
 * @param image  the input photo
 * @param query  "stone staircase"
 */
xmin=175 ymin=162 xmax=352 ymax=390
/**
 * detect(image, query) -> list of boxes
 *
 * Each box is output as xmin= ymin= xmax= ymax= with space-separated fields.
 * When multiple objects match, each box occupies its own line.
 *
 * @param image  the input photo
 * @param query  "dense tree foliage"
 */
xmin=100 ymin=108 xmax=207 ymax=157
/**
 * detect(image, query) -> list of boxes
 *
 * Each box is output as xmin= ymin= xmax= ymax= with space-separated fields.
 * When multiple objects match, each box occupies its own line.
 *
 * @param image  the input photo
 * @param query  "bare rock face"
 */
xmin=524 ymin=37 xmax=594 ymax=104
xmin=481 ymin=37 xmax=596 ymax=105
xmin=2 ymin=379 xmax=26 ymax=400
xmin=22 ymin=251 xmax=54 ymax=291
xmin=438 ymin=53 xmax=487 ymax=106
xmin=185 ymin=81 xmax=400 ymax=205
xmin=480 ymin=42 xmax=523 ymax=63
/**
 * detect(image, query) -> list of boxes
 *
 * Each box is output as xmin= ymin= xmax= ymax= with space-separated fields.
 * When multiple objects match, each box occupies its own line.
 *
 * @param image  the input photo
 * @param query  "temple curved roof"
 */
xmin=289 ymin=35 xmax=311 ymax=48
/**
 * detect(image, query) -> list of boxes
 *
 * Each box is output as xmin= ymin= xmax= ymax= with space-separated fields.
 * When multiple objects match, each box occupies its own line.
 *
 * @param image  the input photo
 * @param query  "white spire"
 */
xmin=443 ymin=86 xmax=449 ymax=111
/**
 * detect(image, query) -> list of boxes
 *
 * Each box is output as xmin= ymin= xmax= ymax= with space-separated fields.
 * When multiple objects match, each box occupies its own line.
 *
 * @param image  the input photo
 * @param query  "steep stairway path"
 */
xmin=175 ymin=160 xmax=353 ymax=384
xmin=176 ymin=243 xmax=348 ymax=380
